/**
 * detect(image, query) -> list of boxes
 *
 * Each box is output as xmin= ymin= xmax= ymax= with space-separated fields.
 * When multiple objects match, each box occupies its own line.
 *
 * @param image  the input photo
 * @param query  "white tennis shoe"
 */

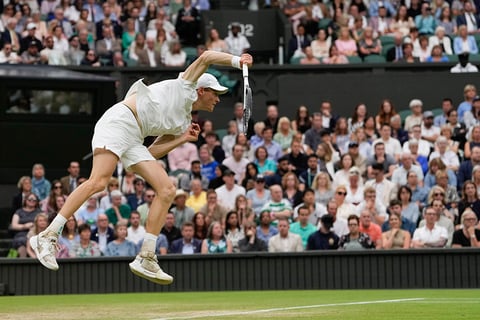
xmin=129 ymin=252 xmax=173 ymax=285
xmin=30 ymin=231 xmax=59 ymax=271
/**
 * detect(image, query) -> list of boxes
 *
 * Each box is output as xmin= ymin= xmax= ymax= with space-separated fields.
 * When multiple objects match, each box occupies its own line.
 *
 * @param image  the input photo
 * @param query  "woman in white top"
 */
xmin=429 ymin=26 xmax=452 ymax=55
xmin=310 ymin=29 xmax=331 ymax=59
xmin=206 ymin=28 xmax=229 ymax=53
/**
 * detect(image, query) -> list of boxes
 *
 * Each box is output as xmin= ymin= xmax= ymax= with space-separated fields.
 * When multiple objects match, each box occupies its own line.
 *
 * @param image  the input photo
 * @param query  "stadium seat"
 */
xmin=347 ymin=56 xmax=363 ymax=64
xmin=290 ymin=56 xmax=302 ymax=64
xmin=446 ymin=54 xmax=458 ymax=63
xmin=215 ymin=128 xmax=227 ymax=141
xmin=382 ymin=44 xmax=394 ymax=59
xmin=379 ymin=35 xmax=395 ymax=46
xmin=469 ymin=54 xmax=480 ymax=63
xmin=363 ymin=55 xmax=386 ymax=63
xmin=398 ymin=109 xmax=410 ymax=125
xmin=318 ymin=18 xmax=332 ymax=30
xmin=183 ymin=46 xmax=198 ymax=64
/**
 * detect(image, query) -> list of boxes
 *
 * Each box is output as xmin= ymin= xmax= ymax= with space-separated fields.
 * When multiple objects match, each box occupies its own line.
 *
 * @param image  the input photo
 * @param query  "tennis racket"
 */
xmin=242 ymin=63 xmax=252 ymax=134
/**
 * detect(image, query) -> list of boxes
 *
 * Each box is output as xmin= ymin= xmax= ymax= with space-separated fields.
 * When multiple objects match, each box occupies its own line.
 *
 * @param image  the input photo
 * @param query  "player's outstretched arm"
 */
xmin=182 ymin=50 xmax=253 ymax=84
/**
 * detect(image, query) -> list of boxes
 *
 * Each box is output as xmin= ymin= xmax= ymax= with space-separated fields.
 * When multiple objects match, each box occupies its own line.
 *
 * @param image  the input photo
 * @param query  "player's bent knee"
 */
xmin=155 ymin=183 xmax=176 ymax=203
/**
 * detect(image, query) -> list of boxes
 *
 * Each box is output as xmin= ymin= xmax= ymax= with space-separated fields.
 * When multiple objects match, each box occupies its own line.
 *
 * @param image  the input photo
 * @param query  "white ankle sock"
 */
xmin=142 ymin=233 xmax=158 ymax=253
xmin=46 ymin=215 xmax=68 ymax=237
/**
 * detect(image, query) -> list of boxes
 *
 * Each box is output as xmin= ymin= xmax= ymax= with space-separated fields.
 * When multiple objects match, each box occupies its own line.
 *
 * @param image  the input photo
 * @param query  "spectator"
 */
xmin=138 ymin=35 xmax=162 ymax=67
xmin=463 ymin=97 xmax=480 ymax=129
xmin=65 ymin=35 xmax=85 ymax=65
xmin=392 ymin=153 xmax=424 ymax=187
xmin=198 ymin=189 xmax=228 ymax=225
xmin=175 ymin=0 xmax=201 ymax=47
xmin=335 ymin=26 xmax=358 ymax=57
xmin=396 ymin=42 xmax=419 ymax=63
xmin=234 ymin=194 xmax=254 ymax=228
xmin=300 ymin=46 xmax=321 ymax=64
xmin=121 ymin=18 xmax=137 ymax=51
xmin=105 ymin=221 xmax=137 ymax=256
xmin=397 ymin=185 xmax=421 ymax=226
xmin=69 ymin=223 xmax=102 ymax=257
xmin=382 ymin=200 xmax=417 ymax=236
xmin=405 ymin=170 xmax=429 ymax=209
xmin=95 ymin=25 xmax=122 ymax=64
xmin=206 ymin=28 xmax=229 ymax=53
xmin=411 ymin=206 xmax=448 ymax=248
xmin=126 ymin=211 xmax=145 ymax=246
xmin=169 ymin=221 xmax=202 ymax=254
xmin=311 ymin=172 xmax=334 ymax=206
xmin=333 ymin=154 xmax=357 ymax=188
xmin=201 ymin=221 xmax=232 ymax=253
xmin=222 ymin=144 xmax=250 ymax=183
xmin=390 ymin=114 xmax=409 ymax=147
xmin=170 ymin=189 xmax=194 ymax=228
xmin=126 ymin=178 xmax=145 ymax=211
xmin=20 ymin=40 xmax=42 ymax=64
xmin=451 ymin=209 xmax=480 ymax=248
xmin=373 ymin=124 xmax=402 ymax=162
xmin=310 ymin=29 xmax=331 ymax=60
xmin=222 ymin=121 xmax=239 ymax=158
xmin=358 ymin=27 xmax=381 ymax=59
xmin=261 ymin=184 xmax=293 ymax=225
xmin=358 ymin=210 xmax=382 ymax=249
xmin=298 ymin=154 xmax=318 ymax=188
xmin=192 ymin=212 xmax=208 ymax=240
xmin=76 ymin=196 xmax=104 ymax=228
xmin=456 ymin=2 xmax=479 ymax=34
xmin=457 ymin=181 xmax=480 ymax=223
xmin=10 ymin=193 xmax=42 ymax=257
xmin=215 ymin=169 xmax=246 ymax=210
xmin=51 ymin=24 xmax=69 ymax=52
xmin=185 ymin=179 xmax=207 ymax=213
xmin=453 ymin=25 xmax=478 ymax=54
xmin=0 ymin=42 xmax=21 ymax=64
xmin=306 ymin=214 xmax=340 ymax=250
xmin=386 ymin=32 xmax=405 ymax=62
xmin=246 ymin=175 xmax=271 ymax=217
xmin=164 ymin=40 xmax=187 ymax=67
xmin=161 ymin=212 xmax=182 ymax=245
xmin=303 ymin=112 xmax=324 ymax=153
xmin=3 ymin=17 xmax=21 ymax=52
xmin=339 ymin=215 xmax=375 ymax=250
xmin=381 ymin=212 xmax=411 ymax=249
xmin=224 ymin=22 xmax=250 ymax=56
xmin=90 ymin=213 xmax=115 ymax=254
xmin=450 ymin=52 xmax=479 ymax=73
xmin=198 ymin=145 xmax=219 ymax=182
xmin=429 ymin=26 xmax=453 ymax=55
xmin=20 ymin=22 xmax=43 ymax=54
xmin=167 ymin=141 xmax=198 ymax=173
xmin=458 ymin=146 xmax=480 ymax=191
xmin=430 ymin=136 xmax=460 ymax=171
xmin=40 ymin=35 xmax=68 ymax=65
xmin=268 ymin=217 xmax=303 ymax=252
xmin=281 ymin=172 xmax=303 ymax=208
xmin=80 ymin=49 xmax=101 ymax=66
xmin=179 ymin=160 xmax=210 ymax=192
xmin=12 ymin=176 xmax=33 ymax=214
xmin=58 ymin=216 xmax=79 ymax=254
xmin=434 ymin=170 xmax=460 ymax=209
xmin=238 ymin=221 xmax=268 ymax=252
xmin=99 ymin=177 xmax=126 ymax=210
xmin=345 ymin=166 xmax=364 ymax=206
xmin=356 ymin=186 xmax=388 ymax=225
xmin=375 ymin=99 xmax=397 ymax=131
xmin=290 ymin=205 xmax=317 ymax=248
xmin=224 ymin=211 xmax=244 ymax=252
xmin=404 ymin=99 xmax=423 ymax=133
xmin=415 ymin=2 xmax=436 ymax=35
xmin=30 ymin=163 xmax=51 ymax=202
xmin=136 ymin=188 xmax=155 ymax=226
xmin=365 ymin=163 xmax=396 ymax=208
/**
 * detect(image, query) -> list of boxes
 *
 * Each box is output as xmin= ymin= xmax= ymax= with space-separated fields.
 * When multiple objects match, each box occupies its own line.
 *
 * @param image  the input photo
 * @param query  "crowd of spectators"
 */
xmin=7 ymin=83 xmax=480 ymax=258
xmin=2 ymin=0 xmax=480 ymax=68
xmin=0 ymin=0 xmax=250 ymax=66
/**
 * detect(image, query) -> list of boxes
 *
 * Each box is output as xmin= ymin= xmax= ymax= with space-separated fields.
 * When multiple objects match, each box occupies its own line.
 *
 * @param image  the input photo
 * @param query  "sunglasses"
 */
xmin=54 ymin=186 xmax=62 ymax=189
xmin=336 ymin=192 xmax=347 ymax=196
xmin=433 ymin=193 xmax=444 ymax=196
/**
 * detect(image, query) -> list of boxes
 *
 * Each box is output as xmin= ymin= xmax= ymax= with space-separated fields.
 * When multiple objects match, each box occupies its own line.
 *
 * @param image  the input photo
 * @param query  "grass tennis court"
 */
xmin=1 ymin=289 xmax=479 ymax=320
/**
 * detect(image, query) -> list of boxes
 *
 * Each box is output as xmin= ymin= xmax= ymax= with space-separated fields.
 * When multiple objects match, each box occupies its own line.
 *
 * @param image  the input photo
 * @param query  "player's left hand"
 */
xmin=183 ymin=123 xmax=201 ymax=142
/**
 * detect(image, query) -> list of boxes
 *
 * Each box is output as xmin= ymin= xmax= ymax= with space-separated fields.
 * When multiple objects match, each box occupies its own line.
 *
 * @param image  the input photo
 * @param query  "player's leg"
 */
xmin=128 ymin=159 xmax=175 ymax=284
xmin=30 ymin=149 xmax=118 ymax=270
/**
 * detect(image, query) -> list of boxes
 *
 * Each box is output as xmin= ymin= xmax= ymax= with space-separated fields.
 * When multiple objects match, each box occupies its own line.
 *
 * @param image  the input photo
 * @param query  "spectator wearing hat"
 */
xmin=347 ymin=141 xmax=367 ymax=177
xmin=421 ymin=110 xmax=441 ymax=147
xmin=170 ymin=189 xmax=195 ymax=229
xmin=404 ymin=99 xmax=424 ymax=132
xmin=224 ymin=22 xmax=250 ymax=56
xmin=345 ymin=166 xmax=365 ymax=206
xmin=306 ymin=214 xmax=339 ymax=250
xmin=215 ymin=169 xmax=246 ymax=211
xmin=463 ymin=96 xmax=480 ymax=128
xmin=20 ymin=22 xmax=43 ymax=54
xmin=20 ymin=40 xmax=42 ymax=64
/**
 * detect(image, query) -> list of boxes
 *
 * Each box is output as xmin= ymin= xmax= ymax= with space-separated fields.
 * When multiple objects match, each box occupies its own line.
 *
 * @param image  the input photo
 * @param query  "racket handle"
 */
xmin=242 ymin=63 xmax=249 ymax=78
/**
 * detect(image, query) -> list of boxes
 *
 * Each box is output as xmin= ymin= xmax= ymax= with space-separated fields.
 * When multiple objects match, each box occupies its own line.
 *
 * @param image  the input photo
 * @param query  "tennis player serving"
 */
xmin=31 ymin=51 xmax=253 ymax=284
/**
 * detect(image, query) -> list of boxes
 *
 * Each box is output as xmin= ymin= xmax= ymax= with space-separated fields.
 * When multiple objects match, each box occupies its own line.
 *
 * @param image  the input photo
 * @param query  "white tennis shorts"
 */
xmin=91 ymin=102 xmax=155 ymax=169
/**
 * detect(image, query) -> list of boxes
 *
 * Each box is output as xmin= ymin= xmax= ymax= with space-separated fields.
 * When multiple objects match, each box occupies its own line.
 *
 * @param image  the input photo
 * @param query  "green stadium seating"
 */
xmin=469 ymin=54 xmax=480 ymax=63
xmin=363 ymin=55 xmax=387 ymax=63
xmin=379 ymin=35 xmax=395 ymax=46
xmin=318 ymin=18 xmax=332 ymax=30
xmin=215 ymin=128 xmax=228 ymax=141
xmin=290 ymin=56 xmax=302 ymax=64
xmin=347 ymin=56 xmax=363 ymax=64
xmin=382 ymin=44 xmax=394 ymax=59
xmin=446 ymin=54 xmax=459 ymax=63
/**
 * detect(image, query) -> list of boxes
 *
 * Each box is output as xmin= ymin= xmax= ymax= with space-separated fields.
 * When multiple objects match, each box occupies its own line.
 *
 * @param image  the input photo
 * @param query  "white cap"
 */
xmin=26 ymin=22 xmax=37 ymax=31
xmin=196 ymin=73 xmax=228 ymax=94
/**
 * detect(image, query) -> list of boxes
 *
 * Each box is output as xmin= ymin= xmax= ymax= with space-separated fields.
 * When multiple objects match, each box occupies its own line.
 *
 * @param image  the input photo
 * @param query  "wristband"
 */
xmin=231 ymin=56 xmax=241 ymax=69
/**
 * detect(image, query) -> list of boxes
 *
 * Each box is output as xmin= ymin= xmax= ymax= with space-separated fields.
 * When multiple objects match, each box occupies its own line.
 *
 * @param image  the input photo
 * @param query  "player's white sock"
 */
xmin=45 ymin=214 xmax=68 ymax=237
xmin=142 ymin=233 xmax=158 ymax=253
